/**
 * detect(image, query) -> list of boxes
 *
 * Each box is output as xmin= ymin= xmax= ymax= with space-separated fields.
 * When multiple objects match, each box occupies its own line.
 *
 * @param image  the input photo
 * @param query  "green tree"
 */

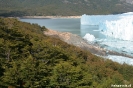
xmin=1 ymin=57 xmax=50 ymax=88
xmin=50 ymin=61 xmax=92 ymax=88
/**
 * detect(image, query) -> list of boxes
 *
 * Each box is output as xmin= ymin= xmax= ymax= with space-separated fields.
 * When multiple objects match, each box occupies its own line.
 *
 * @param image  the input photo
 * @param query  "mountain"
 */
xmin=0 ymin=0 xmax=133 ymax=16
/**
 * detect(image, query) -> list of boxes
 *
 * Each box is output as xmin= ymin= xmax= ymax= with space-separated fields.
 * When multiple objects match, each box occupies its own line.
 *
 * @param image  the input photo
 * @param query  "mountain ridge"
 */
xmin=0 ymin=0 xmax=133 ymax=16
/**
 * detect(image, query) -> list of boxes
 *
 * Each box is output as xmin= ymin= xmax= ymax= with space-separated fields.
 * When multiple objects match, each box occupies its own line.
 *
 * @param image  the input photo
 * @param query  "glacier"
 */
xmin=81 ymin=12 xmax=133 ymax=41
xmin=81 ymin=12 xmax=133 ymax=65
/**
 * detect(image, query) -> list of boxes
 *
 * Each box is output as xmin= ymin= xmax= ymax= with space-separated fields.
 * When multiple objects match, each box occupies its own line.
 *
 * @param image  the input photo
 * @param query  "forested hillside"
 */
xmin=0 ymin=17 xmax=133 ymax=88
xmin=0 ymin=0 xmax=133 ymax=16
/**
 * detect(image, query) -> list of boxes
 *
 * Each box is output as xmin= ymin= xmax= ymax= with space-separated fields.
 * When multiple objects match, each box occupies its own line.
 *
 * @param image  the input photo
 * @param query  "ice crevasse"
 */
xmin=81 ymin=12 xmax=133 ymax=41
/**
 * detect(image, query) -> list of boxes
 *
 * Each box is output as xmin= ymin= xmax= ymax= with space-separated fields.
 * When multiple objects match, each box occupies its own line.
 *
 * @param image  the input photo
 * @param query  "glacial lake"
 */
xmin=20 ymin=18 xmax=133 ymax=57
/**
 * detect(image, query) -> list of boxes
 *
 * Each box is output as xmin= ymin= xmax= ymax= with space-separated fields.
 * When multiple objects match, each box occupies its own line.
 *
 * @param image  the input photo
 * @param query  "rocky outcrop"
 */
xmin=44 ymin=29 xmax=107 ymax=56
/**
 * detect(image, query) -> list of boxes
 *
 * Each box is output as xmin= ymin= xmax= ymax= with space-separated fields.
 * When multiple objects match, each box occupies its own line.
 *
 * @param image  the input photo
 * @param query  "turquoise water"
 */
xmin=20 ymin=18 xmax=81 ymax=36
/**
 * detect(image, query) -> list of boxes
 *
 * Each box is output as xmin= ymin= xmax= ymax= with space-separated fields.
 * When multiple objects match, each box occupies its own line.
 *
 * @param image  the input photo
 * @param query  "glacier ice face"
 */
xmin=81 ymin=12 xmax=133 ymax=41
xmin=100 ymin=16 xmax=133 ymax=41
xmin=81 ymin=14 xmax=121 ymax=25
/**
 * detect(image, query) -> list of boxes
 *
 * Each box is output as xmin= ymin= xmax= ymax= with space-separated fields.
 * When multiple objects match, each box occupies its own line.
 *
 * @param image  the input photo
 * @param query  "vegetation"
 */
xmin=0 ymin=17 xmax=133 ymax=88
xmin=0 ymin=0 xmax=133 ymax=17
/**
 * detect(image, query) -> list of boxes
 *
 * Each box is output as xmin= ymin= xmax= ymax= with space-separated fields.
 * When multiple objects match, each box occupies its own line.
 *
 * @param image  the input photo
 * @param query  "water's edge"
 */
xmin=44 ymin=29 xmax=133 ymax=59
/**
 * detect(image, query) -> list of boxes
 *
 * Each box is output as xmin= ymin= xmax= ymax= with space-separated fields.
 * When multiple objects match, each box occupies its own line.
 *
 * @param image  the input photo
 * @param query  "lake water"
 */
xmin=20 ymin=18 xmax=81 ymax=36
xmin=20 ymin=18 xmax=133 ymax=57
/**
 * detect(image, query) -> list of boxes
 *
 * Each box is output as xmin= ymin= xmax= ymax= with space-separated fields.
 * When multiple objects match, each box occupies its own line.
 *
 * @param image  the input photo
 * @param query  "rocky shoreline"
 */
xmin=44 ymin=29 xmax=133 ymax=58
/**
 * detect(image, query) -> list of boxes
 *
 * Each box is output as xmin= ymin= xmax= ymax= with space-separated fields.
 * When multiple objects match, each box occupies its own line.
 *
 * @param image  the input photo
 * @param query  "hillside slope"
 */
xmin=0 ymin=17 xmax=133 ymax=88
xmin=0 ymin=0 xmax=133 ymax=16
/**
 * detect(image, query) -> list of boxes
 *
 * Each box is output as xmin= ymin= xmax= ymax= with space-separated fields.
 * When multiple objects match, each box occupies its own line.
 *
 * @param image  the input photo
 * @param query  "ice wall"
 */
xmin=81 ymin=14 xmax=120 ymax=25
xmin=100 ymin=16 xmax=133 ymax=40
xmin=81 ymin=12 xmax=133 ymax=41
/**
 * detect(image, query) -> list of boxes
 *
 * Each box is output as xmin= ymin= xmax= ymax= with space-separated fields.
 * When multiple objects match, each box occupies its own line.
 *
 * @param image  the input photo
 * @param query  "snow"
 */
xmin=83 ymin=33 xmax=95 ymax=42
xmin=107 ymin=55 xmax=133 ymax=65
xmin=81 ymin=12 xmax=133 ymax=41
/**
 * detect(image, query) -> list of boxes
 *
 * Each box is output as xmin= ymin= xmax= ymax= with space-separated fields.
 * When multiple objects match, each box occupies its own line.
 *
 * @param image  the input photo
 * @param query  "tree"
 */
xmin=1 ymin=57 xmax=50 ymax=88
xmin=50 ymin=61 xmax=93 ymax=88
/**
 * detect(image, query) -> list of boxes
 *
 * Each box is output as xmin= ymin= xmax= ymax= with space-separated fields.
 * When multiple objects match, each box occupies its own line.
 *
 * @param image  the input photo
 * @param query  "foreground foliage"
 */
xmin=0 ymin=18 xmax=133 ymax=88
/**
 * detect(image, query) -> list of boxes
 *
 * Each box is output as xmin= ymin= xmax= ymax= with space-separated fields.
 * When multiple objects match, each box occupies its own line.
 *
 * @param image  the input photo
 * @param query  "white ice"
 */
xmin=96 ymin=39 xmax=133 ymax=56
xmin=107 ymin=55 xmax=133 ymax=65
xmin=81 ymin=12 xmax=133 ymax=41
xmin=81 ymin=12 xmax=133 ymax=65
xmin=100 ymin=16 xmax=133 ymax=41
xmin=83 ymin=33 xmax=95 ymax=42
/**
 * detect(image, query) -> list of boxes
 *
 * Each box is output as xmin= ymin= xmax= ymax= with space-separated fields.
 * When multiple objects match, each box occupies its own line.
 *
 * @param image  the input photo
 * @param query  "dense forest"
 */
xmin=0 ymin=0 xmax=133 ymax=16
xmin=0 ymin=17 xmax=133 ymax=88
